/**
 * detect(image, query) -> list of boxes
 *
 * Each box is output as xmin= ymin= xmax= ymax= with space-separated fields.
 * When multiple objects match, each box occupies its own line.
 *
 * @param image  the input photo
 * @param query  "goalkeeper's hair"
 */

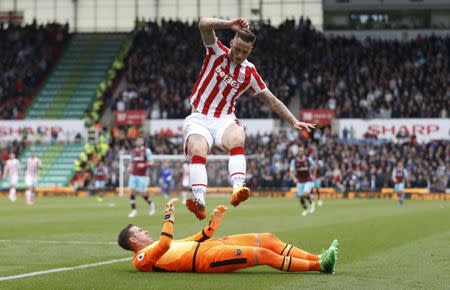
xmin=118 ymin=224 xmax=134 ymax=251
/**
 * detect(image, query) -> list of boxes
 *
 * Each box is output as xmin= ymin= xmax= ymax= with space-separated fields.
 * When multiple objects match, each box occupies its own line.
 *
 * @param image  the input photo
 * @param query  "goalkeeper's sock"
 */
xmin=257 ymin=249 xmax=320 ymax=272
xmin=190 ymin=155 xmax=207 ymax=205
xmin=130 ymin=194 xmax=136 ymax=210
xmin=228 ymin=147 xmax=246 ymax=191
xmin=281 ymin=244 xmax=319 ymax=261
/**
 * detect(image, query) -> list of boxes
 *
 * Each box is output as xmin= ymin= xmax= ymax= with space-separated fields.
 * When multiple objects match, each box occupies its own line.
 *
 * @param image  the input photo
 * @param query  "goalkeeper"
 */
xmin=118 ymin=198 xmax=338 ymax=273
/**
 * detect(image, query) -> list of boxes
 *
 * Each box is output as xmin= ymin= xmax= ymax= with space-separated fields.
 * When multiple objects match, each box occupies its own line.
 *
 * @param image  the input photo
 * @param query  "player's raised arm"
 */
xmin=257 ymin=89 xmax=316 ymax=132
xmin=139 ymin=198 xmax=178 ymax=265
xmin=198 ymin=17 xmax=249 ymax=45
xmin=179 ymin=205 xmax=227 ymax=242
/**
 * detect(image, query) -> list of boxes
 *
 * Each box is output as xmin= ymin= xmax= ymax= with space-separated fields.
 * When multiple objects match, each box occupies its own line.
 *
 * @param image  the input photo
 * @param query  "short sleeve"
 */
xmin=249 ymin=67 xmax=267 ymax=95
xmin=290 ymin=160 xmax=296 ymax=172
xmin=146 ymin=148 xmax=152 ymax=161
xmin=204 ymin=38 xmax=229 ymax=56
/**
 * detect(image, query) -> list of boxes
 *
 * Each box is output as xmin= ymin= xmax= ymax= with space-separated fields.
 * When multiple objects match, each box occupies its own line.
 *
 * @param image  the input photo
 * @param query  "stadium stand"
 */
xmin=0 ymin=143 xmax=84 ymax=189
xmin=111 ymin=20 xmax=449 ymax=119
xmin=103 ymin=129 xmax=449 ymax=192
xmin=26 ymin=34 xmax=127 ymax=119
xmin=0 ymin=22 xmax=69 ymax=119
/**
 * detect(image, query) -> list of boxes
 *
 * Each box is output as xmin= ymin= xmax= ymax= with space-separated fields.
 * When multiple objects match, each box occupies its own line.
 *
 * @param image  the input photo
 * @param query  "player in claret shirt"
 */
xmin=290 ymin=147 xmax=316 ymax=216
xmin=118 ymin=198 xmax=339 ymax=274
xmin=127 ymin=137 xmax=155 ymax=218
xmin=392 ymin=162 xmax=409 ymax=206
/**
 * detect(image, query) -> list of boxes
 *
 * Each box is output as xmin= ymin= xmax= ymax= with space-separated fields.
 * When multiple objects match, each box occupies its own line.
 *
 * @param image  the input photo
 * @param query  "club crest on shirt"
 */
xmin=235 ymin=248 xmax=242 ymax=256
xmin=138 ymin=253 xmax=145 ymax=261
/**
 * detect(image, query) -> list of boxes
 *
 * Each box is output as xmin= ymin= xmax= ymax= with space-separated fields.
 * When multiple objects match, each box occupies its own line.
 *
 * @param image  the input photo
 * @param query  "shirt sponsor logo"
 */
xmin=215 ymin=66 xmax=241 ymax=90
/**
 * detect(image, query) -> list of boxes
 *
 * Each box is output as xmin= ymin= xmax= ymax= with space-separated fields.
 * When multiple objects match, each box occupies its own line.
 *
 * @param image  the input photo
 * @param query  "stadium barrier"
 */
xmin=0 ymin=187 xmax=448 ymax=200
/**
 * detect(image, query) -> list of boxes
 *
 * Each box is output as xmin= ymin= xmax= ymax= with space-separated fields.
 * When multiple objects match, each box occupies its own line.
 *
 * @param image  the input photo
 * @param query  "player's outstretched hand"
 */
xmin=164 ymin=198 xmax=179 ymax=223
xmin=292 ymin=120 xmax=316 ymax=132
xmin=229 ymin=18 xmax=250 ymax=32
xmin=210 ymin=205 xmax=227 ymax=230
xmin=165 ymin=198 xmax=179 ymax=212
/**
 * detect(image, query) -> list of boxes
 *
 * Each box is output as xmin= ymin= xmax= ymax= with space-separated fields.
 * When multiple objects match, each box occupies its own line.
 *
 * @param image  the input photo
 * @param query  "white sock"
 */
xmin=229 ymin=147 xmax=246 ymax=192
xmin=10 ymin=188 xmax=16 ymax=198
xmin=190 ymin=155 xmax=207 ymax=205
xmin=25 ymin=190 xmax=31 ymax=202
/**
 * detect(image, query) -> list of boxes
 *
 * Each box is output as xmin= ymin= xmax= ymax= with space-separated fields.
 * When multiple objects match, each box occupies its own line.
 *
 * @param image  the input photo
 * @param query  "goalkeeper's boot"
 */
xmin=229 ymin=184 xmax=250 ymax=207
xmin=319 ymin=247 xmax=336 ymax=274
xmin=186 ymin=198 xmax=206 ymax=220
xmin=128 ymin=209 xmax=137 ymax=218
xmin=319 ymin=239 xmax=339 ymax=274
xmin=301 ymin=209 xmax=308 ymax=217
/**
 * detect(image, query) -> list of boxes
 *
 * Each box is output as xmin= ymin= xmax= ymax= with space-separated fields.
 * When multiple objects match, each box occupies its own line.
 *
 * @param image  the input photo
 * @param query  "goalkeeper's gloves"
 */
xmin=164 ymin=203 xmax=175 ymax=223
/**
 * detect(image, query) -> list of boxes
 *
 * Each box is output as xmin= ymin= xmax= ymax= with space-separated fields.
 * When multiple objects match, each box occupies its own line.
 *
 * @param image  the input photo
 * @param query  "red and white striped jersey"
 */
xmin=5 ymin=159 xmax=20 ymax=178
xmin=26 ymin=157 xmax=42 ymax=178
xmin=190 ymin=38 xmax=267 ymax=118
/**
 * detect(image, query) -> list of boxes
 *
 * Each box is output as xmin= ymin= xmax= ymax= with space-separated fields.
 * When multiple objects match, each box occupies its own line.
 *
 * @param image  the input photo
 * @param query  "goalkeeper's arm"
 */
xmin=179 ymin=205 xmax=228 ymax=242
xmin=143 ymin=198 xmax=178 ymax=264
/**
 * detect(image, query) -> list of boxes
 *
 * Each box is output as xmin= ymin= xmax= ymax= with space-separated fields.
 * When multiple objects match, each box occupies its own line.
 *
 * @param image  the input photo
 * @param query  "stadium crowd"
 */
xmin=0 ymin=22 xmax=69 ymax=119
xmin=111 ymin=19 xmax=449 ymax=119
xmin=94 ymin=128 xmax=448 ymax=193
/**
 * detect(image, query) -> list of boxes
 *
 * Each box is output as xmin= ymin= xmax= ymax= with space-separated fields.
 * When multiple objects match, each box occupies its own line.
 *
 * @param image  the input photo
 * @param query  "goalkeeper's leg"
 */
xmin=198 ymin=245 xmax=321 ymax=273
xmin=223 ymin=233 xmax=319 ymax=261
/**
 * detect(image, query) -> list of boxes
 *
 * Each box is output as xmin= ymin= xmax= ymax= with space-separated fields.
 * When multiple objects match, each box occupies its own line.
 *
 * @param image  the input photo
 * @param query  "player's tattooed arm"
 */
xmin=258 ymin=89 xmax=316 ymax=132
xmin=199 ymin=17 xmax=249 ymax=46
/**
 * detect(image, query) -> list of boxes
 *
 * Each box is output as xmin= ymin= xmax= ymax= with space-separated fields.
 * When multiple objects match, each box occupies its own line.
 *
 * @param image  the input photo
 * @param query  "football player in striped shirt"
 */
xmin=184 ymin=17 xmax=316 ymax=220
xmin=3 ymin=153 xmax=20 ymax=203
xmin=25 ymin=151 xmax=43 ymax=205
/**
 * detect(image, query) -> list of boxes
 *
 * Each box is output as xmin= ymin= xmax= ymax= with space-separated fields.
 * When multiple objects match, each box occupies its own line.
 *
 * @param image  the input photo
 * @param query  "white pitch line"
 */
xmin=0 ymin=257 xmax=130 ymax=281
xmin=0 ymin=240 xmax=116 ymax=245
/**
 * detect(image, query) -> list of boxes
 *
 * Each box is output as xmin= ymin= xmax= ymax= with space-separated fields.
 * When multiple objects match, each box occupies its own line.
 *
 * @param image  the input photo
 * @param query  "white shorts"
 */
xmin=25 ymin=175 xmax=37 ymax=187
xmin=9 ymin=176 xmax=19 ymax=186
xmin=183 ymin=112 xmax=239 ymax=153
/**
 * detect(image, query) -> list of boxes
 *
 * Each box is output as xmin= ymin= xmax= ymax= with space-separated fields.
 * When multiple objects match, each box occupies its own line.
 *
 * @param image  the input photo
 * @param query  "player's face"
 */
xmin=298 ymin=148 xmax=304 ymax=157
xmin=9 ymin=153 xmax=15 ymax=159
xmin=229 ymin=37 xmax=253 ymax=64
xmin=135 ymin=138 xmax=143 ymax=147
xmin=130 ymin=226 xmax=153 ymax=245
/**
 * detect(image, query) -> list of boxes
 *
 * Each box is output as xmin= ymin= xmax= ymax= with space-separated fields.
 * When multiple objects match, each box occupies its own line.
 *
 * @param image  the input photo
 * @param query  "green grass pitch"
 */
xmin=0 ymin=196 xmax=448 ymax=289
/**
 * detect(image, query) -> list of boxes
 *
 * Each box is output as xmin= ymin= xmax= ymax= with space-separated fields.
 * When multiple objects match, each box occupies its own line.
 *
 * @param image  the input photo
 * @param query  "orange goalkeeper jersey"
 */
xmin=132 ymin=221 xmax=216 ymax=272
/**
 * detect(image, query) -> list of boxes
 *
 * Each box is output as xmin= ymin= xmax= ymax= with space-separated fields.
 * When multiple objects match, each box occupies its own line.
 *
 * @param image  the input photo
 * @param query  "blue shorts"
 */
xmin=394 ymin=183 xmax=405 ymax=193
xmin=95 ymin=181 xmax=105 ymax=189
xmin=296 ymin=181 xmax=314 ymax=197
xmin=314 ymin=179 xmax=322 ymax=189
xmin=128 ymin=175 xmax=148 ymax=193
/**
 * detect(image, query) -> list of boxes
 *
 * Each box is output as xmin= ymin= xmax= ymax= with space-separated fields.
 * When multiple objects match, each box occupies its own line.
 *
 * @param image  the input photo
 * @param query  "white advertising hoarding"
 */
xmin=149 ymin=119 xmax=276 ymax=136
xmin=0 ymin=120 xmax=86 ymax=143
xmin=334 ymin=119 xmax=450 ymax=142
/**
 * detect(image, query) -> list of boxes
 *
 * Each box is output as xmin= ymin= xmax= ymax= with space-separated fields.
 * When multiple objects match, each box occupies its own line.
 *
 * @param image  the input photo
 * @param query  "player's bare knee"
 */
xmin=222 ymin=126 xmax=245 ymax=151
xmin=187 ymin=135 xmax=208 ymax=157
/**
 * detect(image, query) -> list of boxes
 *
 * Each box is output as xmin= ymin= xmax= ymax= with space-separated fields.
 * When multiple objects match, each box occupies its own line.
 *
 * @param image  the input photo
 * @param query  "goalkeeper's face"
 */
xmin=130 ymin=226 xmax=153 ymax=246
